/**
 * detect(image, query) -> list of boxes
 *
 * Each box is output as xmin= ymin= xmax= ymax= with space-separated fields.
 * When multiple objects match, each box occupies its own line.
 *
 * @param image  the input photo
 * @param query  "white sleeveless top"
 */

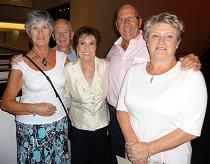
xmin=12 ymin=51 xmax=67 ymax=124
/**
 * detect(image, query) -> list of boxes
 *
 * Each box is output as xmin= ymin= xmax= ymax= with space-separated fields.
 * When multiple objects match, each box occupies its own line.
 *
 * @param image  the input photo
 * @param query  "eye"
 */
xmin=79 ymin=41 xmax=85 ymax=45
xmin=90 ymin=42 xmax=95 ymax=45
xmin=63 ymin=31 xmax=69 ymax=34
xmin=42 ymin=25 xmax=48 ymax=29
xmin=32 ymin=26 xmax=38 ymax=30
xmin=127 ymin=16 xmax=137 ymax=22
xmin=150 ymin=33 xmax=159 ymax=39
xmin=166 ymin=34 xmax=173 ymax=38
xmin=117 ymin=18 xmax=125 ymax=24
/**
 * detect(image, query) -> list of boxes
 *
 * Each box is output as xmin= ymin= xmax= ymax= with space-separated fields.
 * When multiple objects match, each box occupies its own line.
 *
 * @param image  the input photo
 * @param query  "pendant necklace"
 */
xmin=42 ymin=58 xmax=48 ymax=66
xmin=32 ymin=49 xmax=49 ymax=66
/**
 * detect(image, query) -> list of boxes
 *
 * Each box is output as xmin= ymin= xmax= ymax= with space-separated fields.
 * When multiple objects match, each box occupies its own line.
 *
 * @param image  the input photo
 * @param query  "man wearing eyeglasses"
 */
xmin=106 ymin=3 xmax=201 ymax=164
xmin=53 ymin=18 xmax=77 ymax=62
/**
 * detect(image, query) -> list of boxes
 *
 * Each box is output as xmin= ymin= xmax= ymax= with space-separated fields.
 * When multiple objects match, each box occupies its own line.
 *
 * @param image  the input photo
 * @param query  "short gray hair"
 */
xmin=54 ymin=19 xmax=73 ymax=31
xmin=143 ymin=12 xmax=185 ymax=41
xmin=25 ymin=10 xmax=54 ymax=33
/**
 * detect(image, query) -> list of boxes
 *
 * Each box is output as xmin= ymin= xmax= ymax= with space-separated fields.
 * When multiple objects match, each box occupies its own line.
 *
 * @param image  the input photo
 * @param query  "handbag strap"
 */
xmin=24 ymin=55 xmax=70 ymax=119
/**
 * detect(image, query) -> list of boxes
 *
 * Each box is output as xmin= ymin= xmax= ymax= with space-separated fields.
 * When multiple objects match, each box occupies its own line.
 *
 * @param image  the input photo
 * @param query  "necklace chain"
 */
xmin=32 ymin=48 xmax=49 ymax=66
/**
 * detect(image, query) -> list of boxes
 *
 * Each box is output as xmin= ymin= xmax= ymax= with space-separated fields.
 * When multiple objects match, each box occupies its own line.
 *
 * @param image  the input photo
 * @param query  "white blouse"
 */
xmin=64 ymin=57 xmax=109 ymax=131
xmin=13 ymin=51 xmax=67 ymax=124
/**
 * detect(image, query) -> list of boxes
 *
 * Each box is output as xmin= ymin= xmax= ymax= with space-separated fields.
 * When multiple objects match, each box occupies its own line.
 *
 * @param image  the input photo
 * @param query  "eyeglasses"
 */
xmin=54 ymin=30 xmax=70 ymax=37
xmin=117 ymin=16 xmax=140 ymax=24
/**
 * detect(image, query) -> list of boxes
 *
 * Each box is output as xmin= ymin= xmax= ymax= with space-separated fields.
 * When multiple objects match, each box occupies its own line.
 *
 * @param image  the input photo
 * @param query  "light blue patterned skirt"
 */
xmin=16 ymin=116 xmax=70 ymax=164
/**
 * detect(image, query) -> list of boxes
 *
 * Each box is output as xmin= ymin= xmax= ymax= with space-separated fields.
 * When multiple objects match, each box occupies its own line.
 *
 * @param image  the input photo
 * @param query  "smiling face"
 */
xmin=146 ymin=22 xmax=180 ymax=62
xmin=76 ymin=34 xmax=97 ymax=62
xmin=116 ymin=4 xmax=142 ymax=45
xmin=29 ymin=20 xmax=52 ymax=47
xmin=53 ymin=20 xmax=73 ymax=53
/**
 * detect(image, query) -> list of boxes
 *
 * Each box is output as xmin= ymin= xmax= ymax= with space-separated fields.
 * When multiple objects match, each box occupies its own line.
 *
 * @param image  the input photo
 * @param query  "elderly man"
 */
xmin=106 ymin=3 xmax=201 ymax=164
xmin=53 ymin=18 xmax=77 ymax=62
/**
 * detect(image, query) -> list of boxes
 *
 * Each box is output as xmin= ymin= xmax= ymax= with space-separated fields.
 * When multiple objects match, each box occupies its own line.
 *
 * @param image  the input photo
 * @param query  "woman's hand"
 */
xmin=126 ymin=142 xmax=149 ymax=163
xmin=33 ymin=103 xmax=57 ymax=116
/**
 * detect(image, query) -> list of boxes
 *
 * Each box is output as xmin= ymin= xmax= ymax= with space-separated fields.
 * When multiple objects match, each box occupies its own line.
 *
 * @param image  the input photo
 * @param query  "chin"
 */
xmin=81 ymin=56 xmax=94 ymax=61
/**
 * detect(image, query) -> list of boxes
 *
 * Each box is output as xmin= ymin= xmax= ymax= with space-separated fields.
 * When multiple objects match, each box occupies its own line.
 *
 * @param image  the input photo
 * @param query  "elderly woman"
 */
xmin=1 ymin=10 xmax=70 ymax=163
xmin=64 ymin=26 xmax=111 ymax=164
xmin=116 ymin=13 xmax=207 ymax=164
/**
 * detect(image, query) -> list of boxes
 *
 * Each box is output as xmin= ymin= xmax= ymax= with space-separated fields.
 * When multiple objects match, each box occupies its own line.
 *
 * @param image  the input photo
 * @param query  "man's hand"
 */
xmin=179 ymin=53 xmax=201 ymax=71
xmin=11 ymin=54 xmax=25 ymax=65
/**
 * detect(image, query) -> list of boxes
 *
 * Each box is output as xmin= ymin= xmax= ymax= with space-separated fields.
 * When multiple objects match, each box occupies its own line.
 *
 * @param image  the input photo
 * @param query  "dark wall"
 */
xmin=71 ymin=0 xmax=210 ymax=58
xmin=191 ymin=49 xmax=210 ymax=163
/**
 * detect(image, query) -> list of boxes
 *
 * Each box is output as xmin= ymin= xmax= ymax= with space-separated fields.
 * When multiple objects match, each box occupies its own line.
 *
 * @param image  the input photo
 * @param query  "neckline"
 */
xmin=78 ymin=58 xmax=96 ymax=87
xmin=23 ymin=52 xmax=57 ymax=72
xmin=144 ymin=61 xmax=181 ymax=79
xmin=32 ymin=48 xmax=50 ymax=67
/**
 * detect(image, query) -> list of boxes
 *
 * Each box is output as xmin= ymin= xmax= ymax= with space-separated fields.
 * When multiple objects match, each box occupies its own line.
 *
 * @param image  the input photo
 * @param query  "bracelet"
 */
xmin=32 ymin=103 xmax=37 ymax=117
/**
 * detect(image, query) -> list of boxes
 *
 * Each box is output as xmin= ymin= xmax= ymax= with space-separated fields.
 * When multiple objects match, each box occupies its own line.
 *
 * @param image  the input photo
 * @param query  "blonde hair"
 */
xmin=143 ymin=12 xmax=185 ymax=41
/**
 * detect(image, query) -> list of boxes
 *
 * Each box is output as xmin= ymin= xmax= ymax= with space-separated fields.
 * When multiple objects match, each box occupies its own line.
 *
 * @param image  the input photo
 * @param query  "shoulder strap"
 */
xmin=24 ymin=55 xmax=69 ymax=118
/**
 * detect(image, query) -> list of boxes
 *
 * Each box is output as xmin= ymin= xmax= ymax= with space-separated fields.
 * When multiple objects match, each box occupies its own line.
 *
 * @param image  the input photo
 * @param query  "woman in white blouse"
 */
xmin=64 ymin=26 xmax=111 ymax=164
xmin=116 ymin=13 xmax=207 ymax=164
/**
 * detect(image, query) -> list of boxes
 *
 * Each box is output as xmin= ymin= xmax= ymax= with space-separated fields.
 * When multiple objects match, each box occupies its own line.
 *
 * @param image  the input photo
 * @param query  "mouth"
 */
xmin=83 ymin=52 xmax=92 ymax=56
xmin=156 ymin=47 xmax=166 ymax=50
xmin=59 ymin=39 xmax=66 ymax=42
xmin=124 ymin=27 xmax=132 ymax=32
xmin=37 ymin=37 xmax=45 ymax=40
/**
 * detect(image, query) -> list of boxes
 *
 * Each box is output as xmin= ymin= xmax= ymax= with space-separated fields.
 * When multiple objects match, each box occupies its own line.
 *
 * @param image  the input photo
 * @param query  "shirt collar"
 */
xmin=114 ymin=30 xmax=143 ymax=47
xmin=55 ymin=46 xmax=74 ymax=55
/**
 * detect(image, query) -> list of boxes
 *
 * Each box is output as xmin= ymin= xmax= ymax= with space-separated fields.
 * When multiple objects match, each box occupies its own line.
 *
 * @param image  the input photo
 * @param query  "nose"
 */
xmin=59 ymin=33 xmax=64 ymax=38
xmin=84 ymin=45 xmax=89 ymax=50
xmin=58 ymin=32 xmax=65 ymax=39
xmin=124 ymin=18 xmax=130 ymax=25
xmin=38 ymin=29 xmax=43 ymax=35
xmin=158 ymin=36 xmax=165 ymax=43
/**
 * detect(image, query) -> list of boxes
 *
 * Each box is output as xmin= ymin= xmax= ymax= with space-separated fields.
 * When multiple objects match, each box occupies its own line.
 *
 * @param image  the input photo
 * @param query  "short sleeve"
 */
xmin=12 ymin=61 xmax=28 ymax=74
xmin=178 ymin=71 xmax=207 ymax=136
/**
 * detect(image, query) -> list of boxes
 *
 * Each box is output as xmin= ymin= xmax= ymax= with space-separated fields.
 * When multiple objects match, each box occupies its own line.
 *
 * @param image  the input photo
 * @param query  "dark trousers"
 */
xmin=108 ymin=103 xmax=125 ymax=164
xmin=71 ymin=126 xmax=111 ymax=164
